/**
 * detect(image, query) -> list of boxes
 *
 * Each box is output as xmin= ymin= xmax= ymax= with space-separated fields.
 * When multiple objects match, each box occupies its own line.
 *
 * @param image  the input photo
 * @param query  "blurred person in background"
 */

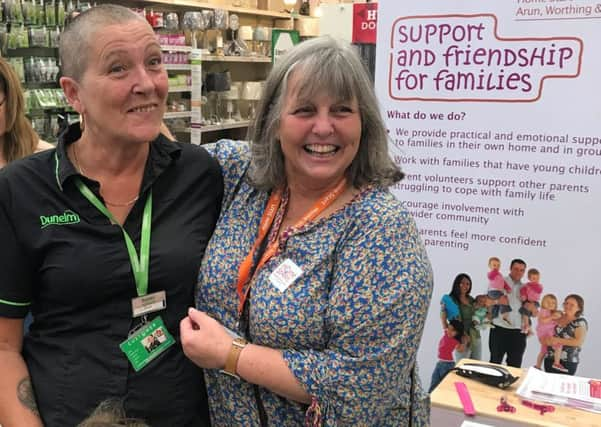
xmin=0 ymin=57 xmax=53 ymax=169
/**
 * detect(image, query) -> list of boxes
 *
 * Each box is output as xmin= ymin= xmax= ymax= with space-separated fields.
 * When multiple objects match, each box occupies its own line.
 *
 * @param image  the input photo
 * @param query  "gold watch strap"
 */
xmin=223 ymin=337 xmax=248 ymax=378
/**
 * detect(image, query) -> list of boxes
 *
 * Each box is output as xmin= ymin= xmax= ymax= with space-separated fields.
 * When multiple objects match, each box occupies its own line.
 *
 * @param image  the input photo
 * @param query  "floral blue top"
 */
xmin=198 ymin=140 xmax=433 ymax=426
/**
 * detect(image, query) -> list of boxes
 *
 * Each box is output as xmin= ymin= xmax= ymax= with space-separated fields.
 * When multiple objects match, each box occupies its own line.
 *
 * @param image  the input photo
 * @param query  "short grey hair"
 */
xmin=60 ymin=4 xmax=148 ymax=81
xmin=248 ymin=36 xmax=403 ymax=191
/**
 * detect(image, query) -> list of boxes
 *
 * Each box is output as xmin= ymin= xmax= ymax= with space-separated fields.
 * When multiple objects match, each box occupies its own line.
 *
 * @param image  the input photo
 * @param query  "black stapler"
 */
xmin=453 ymin=363 xmax=520 ymax=389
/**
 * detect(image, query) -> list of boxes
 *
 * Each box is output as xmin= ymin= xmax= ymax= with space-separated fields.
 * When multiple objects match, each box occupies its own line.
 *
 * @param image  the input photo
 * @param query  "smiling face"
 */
xmin=509 ymin=262 xmax=526 ymax=282
xmin=563 ymin=297 xmax=582 ymax=318
xmin=541 ymin=295 xmax=557 ymax=311
xmin=459 ymin=277 xmax=471 ymax=296
xmin=62 ymin=20 xmax=167 ymax=145
xmin=277 ymin=71 xmax=361 ymax=193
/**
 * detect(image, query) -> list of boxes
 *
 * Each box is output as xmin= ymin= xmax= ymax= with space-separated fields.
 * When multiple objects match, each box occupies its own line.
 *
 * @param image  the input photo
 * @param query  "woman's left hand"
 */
xmin=180 ymin=308 xmax=232 ymax=369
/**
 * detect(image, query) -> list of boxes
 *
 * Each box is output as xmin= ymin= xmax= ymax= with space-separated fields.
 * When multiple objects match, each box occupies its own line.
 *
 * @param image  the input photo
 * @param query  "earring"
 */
xmin=79 ymin=114 xmax=85 ymax=132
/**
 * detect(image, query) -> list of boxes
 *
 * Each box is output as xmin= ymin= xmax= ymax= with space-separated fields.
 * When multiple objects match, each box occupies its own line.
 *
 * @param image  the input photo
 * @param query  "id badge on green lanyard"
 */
xmin=119 ymin=316 xmax=175 ymax=372
xmin=74 ymin=178 xmax=174 ymax=371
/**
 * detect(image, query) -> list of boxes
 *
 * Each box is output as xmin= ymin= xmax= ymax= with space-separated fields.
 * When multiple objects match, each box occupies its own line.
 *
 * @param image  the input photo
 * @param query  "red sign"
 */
xmin=352 ymin=3 xmax=378 ymax=44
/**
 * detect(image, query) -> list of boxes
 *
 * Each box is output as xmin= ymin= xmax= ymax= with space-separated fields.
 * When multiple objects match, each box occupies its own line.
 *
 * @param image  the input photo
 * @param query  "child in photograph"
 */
xmin=487 ymin=257 xmax=512 ymax=326
xmin=520 ymin=268 xmax=543 ymax=334
xmin=535 ymin=294 xmax=566 ymax=371
xmin=429 ymin=319 xmax=466 ymax=393
xmin=472 ymin=294 xmax=492 ymax=331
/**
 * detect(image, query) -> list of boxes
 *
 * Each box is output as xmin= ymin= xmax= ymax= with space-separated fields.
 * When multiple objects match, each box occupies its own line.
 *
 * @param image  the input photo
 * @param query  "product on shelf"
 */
xmin=26 ymin=88 xmax=68 ymax=110
xmin=8 ymin=24 xmax=29 ymax=49
xmin=182 ymin=11 xmax=206 ymax=49
xmin=241 ymin=81 xmax=263 ymax=120
xmin=253 ymin=26 xmax=271 ymax=57
xmin=223 ymin=82 xmax=242 ymax=123
xmin=7 ymin=56 xmax=24 ymax=81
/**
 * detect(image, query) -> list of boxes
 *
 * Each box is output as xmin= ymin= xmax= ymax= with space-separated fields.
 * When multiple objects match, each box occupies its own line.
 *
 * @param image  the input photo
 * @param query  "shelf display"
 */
xmin=153 ymin=3 xmax=279 ymax=144
xmin=143 ymin=0 xmax=290 ymax=19
xmin=161 ymin=42 xmax=193 ymax=141
xmin=25 ymin=87 xmax=68 ymax=109
xmin=182 ymin=10 xmax=206 ymax=49
xmin=1 ymin=0 xmax=293 ymax=144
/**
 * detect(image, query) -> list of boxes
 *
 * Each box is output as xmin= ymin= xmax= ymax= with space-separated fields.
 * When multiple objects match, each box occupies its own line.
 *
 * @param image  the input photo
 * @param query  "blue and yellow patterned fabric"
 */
xmin=198 ymin=140 xmax=433 ymax=426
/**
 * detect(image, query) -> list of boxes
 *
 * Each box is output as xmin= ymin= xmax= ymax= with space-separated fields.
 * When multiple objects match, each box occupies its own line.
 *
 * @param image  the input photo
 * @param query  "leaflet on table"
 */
xmin=516 ymin=367 xmax=601 ymax=414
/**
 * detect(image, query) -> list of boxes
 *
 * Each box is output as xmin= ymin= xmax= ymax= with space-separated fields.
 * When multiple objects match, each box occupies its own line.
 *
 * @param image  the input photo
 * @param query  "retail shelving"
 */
xmin=143 ymin=0 xmax=290 ymax=19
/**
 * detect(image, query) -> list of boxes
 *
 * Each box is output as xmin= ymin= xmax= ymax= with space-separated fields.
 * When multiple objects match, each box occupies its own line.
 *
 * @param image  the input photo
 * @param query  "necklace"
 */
xmin=71 ymin=143 xmax=140 ymax=208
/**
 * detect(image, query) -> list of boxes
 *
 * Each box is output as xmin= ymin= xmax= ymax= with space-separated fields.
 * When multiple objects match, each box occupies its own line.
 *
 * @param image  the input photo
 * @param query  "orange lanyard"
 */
xmin=236 ymin=178 xmax=347 ymax=314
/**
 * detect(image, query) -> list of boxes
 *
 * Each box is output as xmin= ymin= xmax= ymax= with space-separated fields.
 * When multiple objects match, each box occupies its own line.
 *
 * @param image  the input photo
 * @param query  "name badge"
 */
xmin=269 ymin=258 xmax=303 ymax=292
xmin=119 ymin=316 xmax=175 ymax=372
xmin=131 ymin=290 xmax=167 ymax=318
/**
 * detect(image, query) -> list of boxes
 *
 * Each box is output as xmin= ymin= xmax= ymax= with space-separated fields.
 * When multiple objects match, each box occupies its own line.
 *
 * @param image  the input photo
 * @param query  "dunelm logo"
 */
xmin=40 ymin=210 xmax=80 ymax=229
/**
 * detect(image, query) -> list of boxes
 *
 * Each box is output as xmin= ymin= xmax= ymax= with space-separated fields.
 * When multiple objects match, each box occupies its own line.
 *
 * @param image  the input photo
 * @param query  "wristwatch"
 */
xmin=222 ymin=337 xmax=248 ymax=379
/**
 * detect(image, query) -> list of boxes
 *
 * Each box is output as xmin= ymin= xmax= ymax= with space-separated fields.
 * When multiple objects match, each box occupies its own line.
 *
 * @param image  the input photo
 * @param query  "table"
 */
xmin=430 ymin=359 xmax=600 ymax=427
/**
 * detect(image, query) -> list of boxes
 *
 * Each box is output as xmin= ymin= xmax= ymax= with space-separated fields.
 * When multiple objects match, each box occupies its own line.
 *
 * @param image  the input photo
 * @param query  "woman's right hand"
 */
xmin=180 ymin=310 xmax=312 ymax=404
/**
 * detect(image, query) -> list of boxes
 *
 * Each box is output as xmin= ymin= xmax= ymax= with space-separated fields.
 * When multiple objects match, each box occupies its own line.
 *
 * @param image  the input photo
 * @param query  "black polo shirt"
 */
xmin=0 ymin=125 xmax=223 ymax=426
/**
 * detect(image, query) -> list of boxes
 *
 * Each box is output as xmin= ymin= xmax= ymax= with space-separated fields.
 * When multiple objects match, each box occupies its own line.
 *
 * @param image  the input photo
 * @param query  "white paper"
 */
xmin=461 ymin=422 xmax=495 ymax=427
xmin=516 ymin=367 xmax=601 ymax=414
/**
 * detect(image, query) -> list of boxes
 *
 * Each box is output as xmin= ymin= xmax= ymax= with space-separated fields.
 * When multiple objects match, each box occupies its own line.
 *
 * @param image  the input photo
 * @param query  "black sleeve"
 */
xmin=0 ymin=173 xmax=33 ymax=317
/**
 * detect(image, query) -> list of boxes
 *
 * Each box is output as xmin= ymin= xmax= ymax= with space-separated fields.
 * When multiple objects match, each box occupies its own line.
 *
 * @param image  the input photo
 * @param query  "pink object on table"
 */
xmin=454 ymin=381 xmax=476 ymax=416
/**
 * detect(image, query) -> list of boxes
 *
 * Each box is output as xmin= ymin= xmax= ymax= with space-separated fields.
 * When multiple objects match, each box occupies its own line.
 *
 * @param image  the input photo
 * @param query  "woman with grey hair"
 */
xmin=181 ymin=36 xmax=433 ymax=426
xmin=0 ymin=4 xmax=219 ymax=426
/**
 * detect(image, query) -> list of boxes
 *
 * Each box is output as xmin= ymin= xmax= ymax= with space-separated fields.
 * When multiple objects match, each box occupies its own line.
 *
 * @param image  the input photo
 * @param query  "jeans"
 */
xmin=429 ymin=360 xmax=455 ymax=393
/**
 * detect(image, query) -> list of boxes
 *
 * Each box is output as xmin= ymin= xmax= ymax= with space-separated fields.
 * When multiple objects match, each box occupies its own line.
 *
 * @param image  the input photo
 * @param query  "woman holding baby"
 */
xmin=543 ymin=294 xmax=587 ymax=375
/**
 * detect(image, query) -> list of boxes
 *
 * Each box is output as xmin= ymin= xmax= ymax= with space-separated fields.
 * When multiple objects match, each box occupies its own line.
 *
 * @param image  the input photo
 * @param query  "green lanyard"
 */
xmin=75 ymin=178 xmax=152 ymax=297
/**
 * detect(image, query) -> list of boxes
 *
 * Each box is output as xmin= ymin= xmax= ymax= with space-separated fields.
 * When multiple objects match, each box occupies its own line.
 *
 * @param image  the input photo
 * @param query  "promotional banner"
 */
xmin=375 ymin=1 xmax=599 ymax=383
